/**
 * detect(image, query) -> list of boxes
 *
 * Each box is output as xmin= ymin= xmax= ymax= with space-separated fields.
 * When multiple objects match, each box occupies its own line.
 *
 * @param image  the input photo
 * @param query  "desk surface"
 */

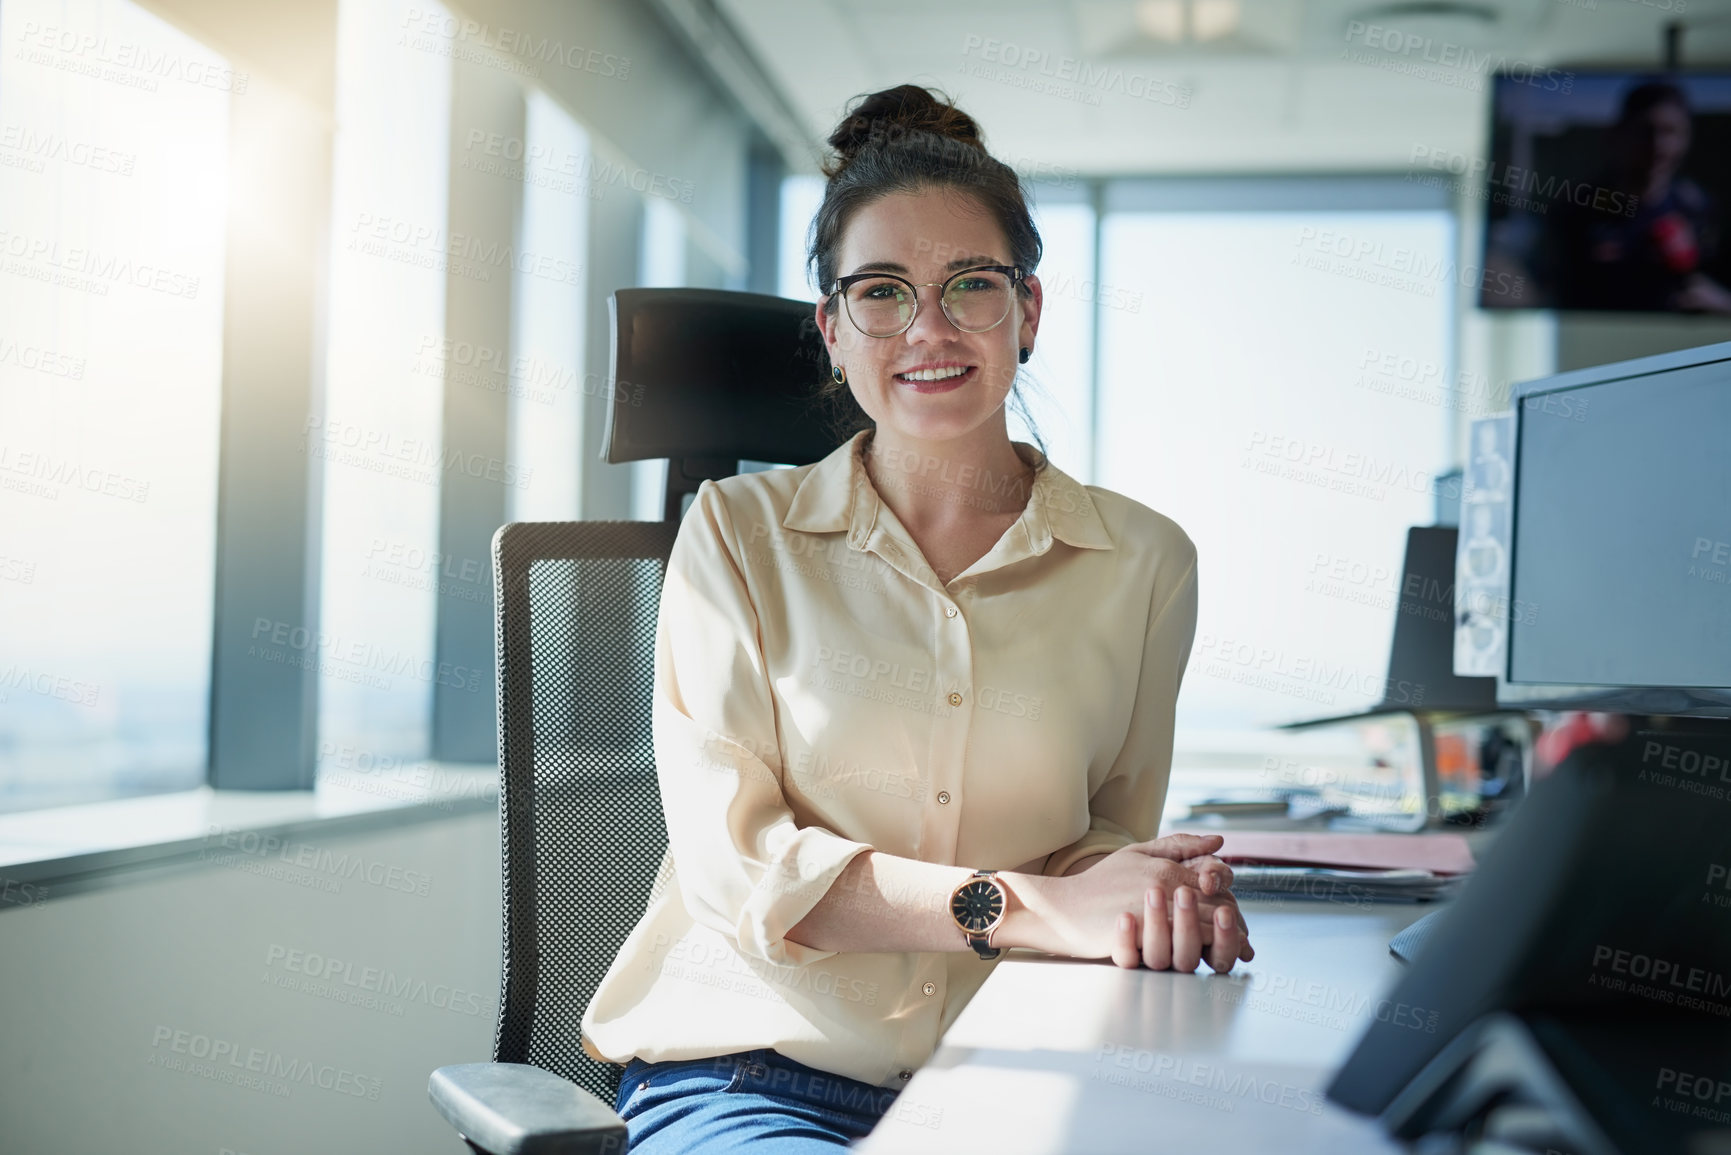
xmin=859 ymin=900 xmax=1436 ymax=1154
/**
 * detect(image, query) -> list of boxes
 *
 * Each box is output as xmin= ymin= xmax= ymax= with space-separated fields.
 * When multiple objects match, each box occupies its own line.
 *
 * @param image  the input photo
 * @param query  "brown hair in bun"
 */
xmin=809 ymin=85 xmax=1045 ymax=444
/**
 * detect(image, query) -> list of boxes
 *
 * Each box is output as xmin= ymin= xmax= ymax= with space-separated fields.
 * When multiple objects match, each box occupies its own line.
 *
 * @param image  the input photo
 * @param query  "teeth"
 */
xmin=899 ymin=366 xmax=968 ymax=382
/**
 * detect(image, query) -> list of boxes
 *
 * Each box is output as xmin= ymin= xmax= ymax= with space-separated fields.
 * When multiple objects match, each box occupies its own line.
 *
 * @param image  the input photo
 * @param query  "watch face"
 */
xmin=950 ymin=880 xmax=1004 ymax=933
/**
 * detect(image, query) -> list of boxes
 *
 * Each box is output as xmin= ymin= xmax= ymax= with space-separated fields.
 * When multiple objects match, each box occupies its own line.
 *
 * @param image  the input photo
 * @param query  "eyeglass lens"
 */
xmin=843 ymin=269 xmax=1015 ymax=337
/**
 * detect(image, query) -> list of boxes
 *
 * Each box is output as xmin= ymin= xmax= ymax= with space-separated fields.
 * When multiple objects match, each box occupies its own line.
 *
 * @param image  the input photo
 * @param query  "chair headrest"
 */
xmin=605 ymin=288 xmax=869 ymax=467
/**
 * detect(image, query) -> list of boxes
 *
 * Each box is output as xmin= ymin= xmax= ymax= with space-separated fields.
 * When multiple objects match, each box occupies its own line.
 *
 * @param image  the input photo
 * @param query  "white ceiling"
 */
xmin=717 ymin=0 xmax=1731 ymax=173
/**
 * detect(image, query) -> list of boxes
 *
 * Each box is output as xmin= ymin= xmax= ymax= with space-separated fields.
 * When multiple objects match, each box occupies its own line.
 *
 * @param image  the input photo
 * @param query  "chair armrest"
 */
xmin=428 ymin=1062 xmax=628 ymax=1155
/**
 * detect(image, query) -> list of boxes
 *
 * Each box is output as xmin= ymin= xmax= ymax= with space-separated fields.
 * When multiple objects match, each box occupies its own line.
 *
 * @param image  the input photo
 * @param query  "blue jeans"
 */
xmin=614 ymin=1047 xmax=902 ymax=1153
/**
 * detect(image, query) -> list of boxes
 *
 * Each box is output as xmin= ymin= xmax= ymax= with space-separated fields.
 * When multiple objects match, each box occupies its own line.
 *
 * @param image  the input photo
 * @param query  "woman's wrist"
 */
xmin=993 ymin=870 xmax=1069 ymax=955
xmin=1060 ymin=851 xmax=1112 ymax=877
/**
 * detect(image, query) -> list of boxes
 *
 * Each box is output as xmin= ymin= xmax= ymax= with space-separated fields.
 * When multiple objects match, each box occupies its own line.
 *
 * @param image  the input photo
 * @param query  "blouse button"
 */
xmin=947 ymin=691 xmax=963 ymax=707
xmin=944 ymin=606 xmax=957 ymax=618
xmin=922 ymin=982 xmax=936 ymax=996
xmin=899 ymin=1069 xmax=913 ymax=1080
xmin=936 ymin=791 xmax=951 ymax=804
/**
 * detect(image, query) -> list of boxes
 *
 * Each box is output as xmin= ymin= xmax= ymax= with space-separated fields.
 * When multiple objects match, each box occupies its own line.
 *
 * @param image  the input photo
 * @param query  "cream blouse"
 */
xmin=580 ymin=428 xmax=1199 ymax=1091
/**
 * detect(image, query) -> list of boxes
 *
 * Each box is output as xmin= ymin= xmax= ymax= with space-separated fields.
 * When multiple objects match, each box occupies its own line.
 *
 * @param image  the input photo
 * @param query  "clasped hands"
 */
xmin=1065 ymin=833 xmax=1253 ymax=975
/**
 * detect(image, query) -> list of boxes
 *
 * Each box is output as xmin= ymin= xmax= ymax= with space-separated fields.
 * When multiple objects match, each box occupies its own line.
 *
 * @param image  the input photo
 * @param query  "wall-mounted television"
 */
xmin=1478 ymin=71 xmax=1731 ymax=314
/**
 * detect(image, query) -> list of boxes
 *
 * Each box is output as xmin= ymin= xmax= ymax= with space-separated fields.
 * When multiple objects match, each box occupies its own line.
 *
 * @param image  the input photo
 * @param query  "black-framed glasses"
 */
xmin=826 ymin=264 xmax=1024 ymax=338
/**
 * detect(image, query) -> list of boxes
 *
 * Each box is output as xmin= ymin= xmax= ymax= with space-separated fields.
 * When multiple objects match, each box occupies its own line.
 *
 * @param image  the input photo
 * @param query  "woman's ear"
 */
xmin=1018 ymin=273 xmax=1044 ymax=354
xmin=815 ymin=298 xmax=862 ymax=364
xmin=814 ymin=298 xmax=836 ymax=351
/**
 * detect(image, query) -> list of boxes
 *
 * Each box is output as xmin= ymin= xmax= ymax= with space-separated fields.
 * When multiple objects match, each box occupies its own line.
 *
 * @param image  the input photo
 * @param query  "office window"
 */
xmin=629 ymin=198 xmax=687 ymax=520
xmin=0 ymin=0 xmax=229 ymax=812
xmin=1021 ymin=193 xmax=1096 ymax=480
xmin=314 ymin=0 xmax=453 ymax=766
xmin=777 ymin=173 xmax=824 ymax=301
xmin=1097 ymin=193 xmax=1453 ymax=745
xmin=507 ymin=90 xmax=590 ymax=523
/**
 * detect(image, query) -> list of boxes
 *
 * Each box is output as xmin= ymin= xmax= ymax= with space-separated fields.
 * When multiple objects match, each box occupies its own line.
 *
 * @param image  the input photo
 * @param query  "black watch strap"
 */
xmin=963 ymin=869 xmax=1003 ymax=960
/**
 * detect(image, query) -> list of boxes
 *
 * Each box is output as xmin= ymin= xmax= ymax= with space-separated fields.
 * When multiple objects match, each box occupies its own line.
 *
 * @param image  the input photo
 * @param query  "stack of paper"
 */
xmin=1205 ymin=831 xmax=1475 ymax=904
xmin=1226 ymin=866 xmax=1460 ymax=903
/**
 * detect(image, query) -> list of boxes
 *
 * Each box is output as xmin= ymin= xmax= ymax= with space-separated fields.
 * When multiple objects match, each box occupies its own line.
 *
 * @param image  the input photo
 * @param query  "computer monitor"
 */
xmin=1495 ymin=340 xmax=1731 ymax=716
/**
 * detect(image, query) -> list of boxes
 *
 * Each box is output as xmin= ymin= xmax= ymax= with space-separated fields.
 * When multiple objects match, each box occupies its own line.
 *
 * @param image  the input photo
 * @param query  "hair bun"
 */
xmin=825 ymin=85 xmax=984 ymax=176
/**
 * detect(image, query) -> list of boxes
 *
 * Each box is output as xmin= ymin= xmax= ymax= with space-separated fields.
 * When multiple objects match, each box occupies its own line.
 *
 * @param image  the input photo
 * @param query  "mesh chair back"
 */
xmin=489 ymin=519 xmax=681 ymax=1108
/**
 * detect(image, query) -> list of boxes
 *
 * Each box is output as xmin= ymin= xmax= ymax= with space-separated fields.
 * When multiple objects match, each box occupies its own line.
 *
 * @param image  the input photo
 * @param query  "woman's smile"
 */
xmin=893 ymin=361 xmax=976 ymax=392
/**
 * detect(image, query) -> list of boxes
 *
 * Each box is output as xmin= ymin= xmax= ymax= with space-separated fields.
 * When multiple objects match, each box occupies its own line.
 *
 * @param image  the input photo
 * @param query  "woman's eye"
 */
xmin=952 ymin=277 xmax=991 ymax=293
xmin=862 ymin=283 xmax=903 ymax=300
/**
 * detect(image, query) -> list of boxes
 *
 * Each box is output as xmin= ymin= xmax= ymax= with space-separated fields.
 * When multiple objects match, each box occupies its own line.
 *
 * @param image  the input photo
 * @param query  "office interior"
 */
xmin=2 ymin=0 xmax=1729 ymax=1152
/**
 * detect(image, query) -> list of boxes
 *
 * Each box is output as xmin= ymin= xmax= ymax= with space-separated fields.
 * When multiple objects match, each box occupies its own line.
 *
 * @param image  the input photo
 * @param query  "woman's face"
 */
xmin=816 ymin=186 xmax=1042 ymax=445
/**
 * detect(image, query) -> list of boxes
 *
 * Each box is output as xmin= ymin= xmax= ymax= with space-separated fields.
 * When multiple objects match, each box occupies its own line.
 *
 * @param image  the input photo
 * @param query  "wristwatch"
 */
xmin=949 ymin=869 xmax=1007 ymax=960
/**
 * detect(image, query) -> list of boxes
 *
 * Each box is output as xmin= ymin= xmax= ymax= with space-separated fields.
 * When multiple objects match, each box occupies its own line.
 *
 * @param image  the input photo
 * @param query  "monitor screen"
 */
xmin=1479 ymin=71 xmax=1731 ymax=314
xmin=1508 ymin=359 xmax=1731 ymax=688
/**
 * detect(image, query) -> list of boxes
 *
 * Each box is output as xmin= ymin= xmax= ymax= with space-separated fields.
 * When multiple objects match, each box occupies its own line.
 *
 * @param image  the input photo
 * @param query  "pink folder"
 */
xmin=1209 ymin=831 xmax=1477 ymax=876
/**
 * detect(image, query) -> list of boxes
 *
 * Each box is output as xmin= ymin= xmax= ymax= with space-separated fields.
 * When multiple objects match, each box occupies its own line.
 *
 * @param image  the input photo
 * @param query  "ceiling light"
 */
xmin=1193 ymin=0 xmax=1241 ymax=41
xmin=1136 ymin=0 xmax=1243 ymax=45
xmin=1136 ymin=0 xmax=1185 ymax=43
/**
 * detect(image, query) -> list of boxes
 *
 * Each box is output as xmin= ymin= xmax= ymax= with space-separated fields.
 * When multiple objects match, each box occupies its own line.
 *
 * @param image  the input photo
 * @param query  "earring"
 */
xmin=1018 ymin=347 xmax=1031 ymax=364
xmin=831 ymin=364 xmax=847 ymax=385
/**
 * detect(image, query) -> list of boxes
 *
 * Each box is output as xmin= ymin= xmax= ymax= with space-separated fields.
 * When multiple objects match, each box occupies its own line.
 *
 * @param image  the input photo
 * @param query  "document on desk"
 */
xmin=1154 ymin=831 xmax=1476 ymax=902
xmin=1205 ymin=831 xmax=1476 ymax=875
xmin=1228 ymin=866 xmax=1460 ymax=902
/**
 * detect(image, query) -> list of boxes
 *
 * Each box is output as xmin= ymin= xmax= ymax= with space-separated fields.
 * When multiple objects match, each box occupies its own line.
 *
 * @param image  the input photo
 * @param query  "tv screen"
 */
xmin=1478 ymin=71 xmax=1731 ymax=314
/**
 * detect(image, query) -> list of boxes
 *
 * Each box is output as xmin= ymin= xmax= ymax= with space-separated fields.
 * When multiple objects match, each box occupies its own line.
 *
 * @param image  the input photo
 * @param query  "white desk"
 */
xmin=859 ymin=901 xmax=1436 ymax=1154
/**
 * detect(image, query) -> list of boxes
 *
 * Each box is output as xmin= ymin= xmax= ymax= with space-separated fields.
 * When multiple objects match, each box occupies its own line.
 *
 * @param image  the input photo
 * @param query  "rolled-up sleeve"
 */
xmin=653 ymin=480 xmax=875 ymax=968
xmin=1043 ymin=549 xmax=1198 ymax=877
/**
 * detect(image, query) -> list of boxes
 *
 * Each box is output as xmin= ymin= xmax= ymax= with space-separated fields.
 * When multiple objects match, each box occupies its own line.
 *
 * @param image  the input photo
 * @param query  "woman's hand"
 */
xmin=1038 ymin=834 xmax=1253 ymax=972
xmin=1109 ymin=882 xmax=1248 ymax=974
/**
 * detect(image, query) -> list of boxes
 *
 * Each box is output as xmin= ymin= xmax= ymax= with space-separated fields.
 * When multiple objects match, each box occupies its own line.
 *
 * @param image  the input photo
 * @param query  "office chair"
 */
xmin=428 ymin=288 xmax=868 ymax=1155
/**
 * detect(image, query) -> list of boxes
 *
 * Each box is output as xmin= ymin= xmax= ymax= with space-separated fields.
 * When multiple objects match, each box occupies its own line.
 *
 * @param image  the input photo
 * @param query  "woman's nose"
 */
xmin=902 ymin=284 xmax=955 ymax=343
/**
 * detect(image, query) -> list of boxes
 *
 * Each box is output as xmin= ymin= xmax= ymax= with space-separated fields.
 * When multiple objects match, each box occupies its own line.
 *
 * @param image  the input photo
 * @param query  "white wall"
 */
xmin=0 ymin=812 xmax=499 ymax=1155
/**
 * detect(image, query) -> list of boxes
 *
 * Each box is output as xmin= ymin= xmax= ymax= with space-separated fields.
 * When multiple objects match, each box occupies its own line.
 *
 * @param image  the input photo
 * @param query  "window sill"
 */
xmin=0 ymin=763 xmax=497 ymax=907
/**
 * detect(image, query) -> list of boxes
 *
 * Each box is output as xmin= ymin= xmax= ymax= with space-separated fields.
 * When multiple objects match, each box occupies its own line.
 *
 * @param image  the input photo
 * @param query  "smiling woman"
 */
xmin=578 ymin=84 xmax=1250 ymax=1155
